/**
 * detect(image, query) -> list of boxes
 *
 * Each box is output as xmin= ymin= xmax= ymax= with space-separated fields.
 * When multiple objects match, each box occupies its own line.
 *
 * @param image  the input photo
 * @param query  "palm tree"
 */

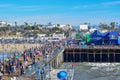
xmin=48 ymin=22 xmax=52 ymax=25
xmin=57 ymin=24 xmax=60 ymax=27
xmin=34 ymin=22 xmax=37 ymax=26
xmin=67 ymin=24 xmax=70 ymax=26
xmin=7 ymin=24 xmax=11 ymax=34
xmin=15 ymin=21 xmax=17 ymax=28
xmin=14 ymin=21 xmax=17 ymax=34
xmin=110 ymin=22 xmax=116 ymax=31
xmin=99 ymin=23 xmax=109 ymax=31
xmin=15 ymin=21 xmax=17 ymax=27
xmin=24 ymin=22 xmax=28 ymax=27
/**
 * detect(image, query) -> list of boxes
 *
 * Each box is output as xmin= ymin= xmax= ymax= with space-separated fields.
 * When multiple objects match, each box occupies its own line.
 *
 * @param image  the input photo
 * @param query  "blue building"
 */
xmin=89 ymin=30 xmax=119 ymax=45
xmin=109 ymin=31 xmax=119 ymax=45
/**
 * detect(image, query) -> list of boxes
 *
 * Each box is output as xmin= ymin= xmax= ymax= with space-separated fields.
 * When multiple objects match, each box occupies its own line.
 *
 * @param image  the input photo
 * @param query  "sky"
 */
xmin=0 ymin=0 xmax=120 ymax=25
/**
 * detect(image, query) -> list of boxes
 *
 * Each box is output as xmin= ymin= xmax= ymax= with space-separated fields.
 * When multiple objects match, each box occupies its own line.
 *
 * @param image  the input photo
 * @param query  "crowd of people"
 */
xmin=0 ymin=40 xmax=65 ymax=80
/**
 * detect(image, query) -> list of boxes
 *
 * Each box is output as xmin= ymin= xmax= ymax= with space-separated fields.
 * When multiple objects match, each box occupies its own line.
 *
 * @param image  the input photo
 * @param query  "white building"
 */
xmin=0 ymin=21 xmax=11 ymax=27
xmin=58 ymin=24 xmax=66 ymax=28
xmin=53 ymin=33 xmax=66 ymax=39
xmin=58 ymin=24 xmax=73 ymax=31
xmin=89 ymin=28 xmax=97 ymax=33
xmin=69 ymin=25 xmax=73 ymax=30
xmin=99 ymin=30 xmax=108 ymax=33
xmin=0 ymin=21 xmax=7 ymax=27
xmin=47 ymin=24 xmax=56 ymax=28
xmin=37 ymin=34 xmax=46 ymax=37
xmin=79 ymin=24 xmax=89 ymax=31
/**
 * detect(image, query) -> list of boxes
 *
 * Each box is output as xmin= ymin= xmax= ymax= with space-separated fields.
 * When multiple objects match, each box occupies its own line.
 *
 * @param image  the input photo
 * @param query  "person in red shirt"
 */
xmin=72 ymin=63 xmax=74 ymax=68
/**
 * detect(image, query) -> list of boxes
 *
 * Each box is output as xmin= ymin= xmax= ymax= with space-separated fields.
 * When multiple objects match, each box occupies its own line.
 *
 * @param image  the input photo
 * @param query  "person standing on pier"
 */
xmin=46 ymin=53 xmax=49 ymax=62
xmin=71 ymin=63 xmax=74 ymax=69
xmin=36 ymin=68 xmax=41 ymax=80
xmin=20 ymin=63 xmax=24 ymax=75
xmin=41 ymin=68 xmax=45 ymax=80
xmin=0 ymin=71 xmax=3 ymax=80
xmin=11 ymin=64 xmax=14 ymax=74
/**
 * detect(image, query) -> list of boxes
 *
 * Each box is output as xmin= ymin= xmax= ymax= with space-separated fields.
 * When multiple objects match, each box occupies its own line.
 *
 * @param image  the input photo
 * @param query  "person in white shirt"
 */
xmin=24 ymin=61 xmax=28 ymax=69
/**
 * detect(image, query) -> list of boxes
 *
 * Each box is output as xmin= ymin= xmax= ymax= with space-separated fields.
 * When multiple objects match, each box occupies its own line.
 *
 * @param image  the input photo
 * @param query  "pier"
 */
xmin=25 ymin=46 xmax=120 ymax=79
xmin=44 ymin=46 xmax=64 ymax=68
xmin=13 ymin=46 xmax=120 ymax=80
xmin=23 ymin=46 xmax=65 ymax=80
xmin=64 ymin=47 xmax=120 ymax=62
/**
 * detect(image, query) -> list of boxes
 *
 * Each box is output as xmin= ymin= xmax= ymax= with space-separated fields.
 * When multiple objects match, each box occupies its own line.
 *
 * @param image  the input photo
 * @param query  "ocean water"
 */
xmin=60 ymin=63 xmax=120 ymax=80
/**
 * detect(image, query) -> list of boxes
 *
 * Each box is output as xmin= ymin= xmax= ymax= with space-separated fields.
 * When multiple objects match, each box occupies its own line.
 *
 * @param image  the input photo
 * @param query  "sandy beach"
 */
xmin=0 ymin=43 xmax=43 ymax=80
xmin=0 ymin=43 xmax=41 ymax=53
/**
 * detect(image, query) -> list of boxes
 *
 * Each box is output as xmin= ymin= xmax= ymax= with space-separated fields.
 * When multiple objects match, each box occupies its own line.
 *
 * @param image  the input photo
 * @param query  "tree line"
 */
xmin=99 ymin=22 xmax=120 ymax=31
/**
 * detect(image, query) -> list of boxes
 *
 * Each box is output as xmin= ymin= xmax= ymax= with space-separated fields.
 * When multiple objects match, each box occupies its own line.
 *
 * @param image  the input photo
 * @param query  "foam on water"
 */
xmin=60 ymin=63 xmax=120 ymax=80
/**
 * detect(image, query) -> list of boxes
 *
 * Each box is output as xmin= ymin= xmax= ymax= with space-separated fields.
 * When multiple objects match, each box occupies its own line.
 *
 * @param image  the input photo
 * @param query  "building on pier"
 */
xmin=89 ymin=30 xmax=119 ymax=45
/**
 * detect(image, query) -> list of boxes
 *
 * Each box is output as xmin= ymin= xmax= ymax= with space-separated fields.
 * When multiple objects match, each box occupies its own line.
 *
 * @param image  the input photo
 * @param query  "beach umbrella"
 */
xmin=57 ymin=71 xmax=68 ymax=80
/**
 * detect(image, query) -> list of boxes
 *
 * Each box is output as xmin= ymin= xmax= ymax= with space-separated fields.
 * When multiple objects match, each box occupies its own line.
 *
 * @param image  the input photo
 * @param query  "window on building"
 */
xmin=112 ymin=35 xmax=116 ymax=39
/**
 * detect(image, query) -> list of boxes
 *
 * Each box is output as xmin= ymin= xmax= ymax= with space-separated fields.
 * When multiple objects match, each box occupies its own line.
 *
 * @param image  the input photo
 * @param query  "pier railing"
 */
xmin=45 ymin=46 xmax=64 ymax=65
xmin=21 ymin=46 xmax=65 ymax=79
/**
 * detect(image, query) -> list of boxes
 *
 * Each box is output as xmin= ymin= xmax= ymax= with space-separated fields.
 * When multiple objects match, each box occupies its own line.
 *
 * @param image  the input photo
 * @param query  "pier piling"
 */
xmin=64 ymin=48 xmax=120 ymax=63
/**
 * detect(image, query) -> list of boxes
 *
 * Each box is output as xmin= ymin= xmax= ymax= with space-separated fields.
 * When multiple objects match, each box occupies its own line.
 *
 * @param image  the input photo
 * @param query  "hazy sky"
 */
xmin=0 ymin=0 xmax=120 ymax=25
